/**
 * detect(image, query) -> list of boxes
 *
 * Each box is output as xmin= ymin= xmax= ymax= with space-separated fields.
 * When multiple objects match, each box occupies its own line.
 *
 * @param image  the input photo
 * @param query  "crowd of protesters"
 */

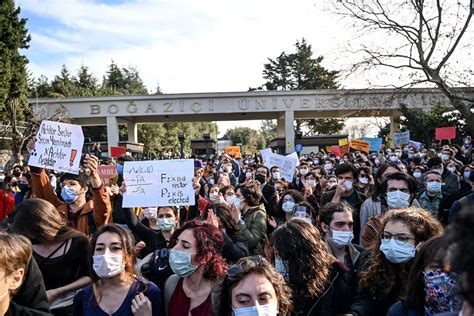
xmin=0 ymin=135 xmax=472 ymax=315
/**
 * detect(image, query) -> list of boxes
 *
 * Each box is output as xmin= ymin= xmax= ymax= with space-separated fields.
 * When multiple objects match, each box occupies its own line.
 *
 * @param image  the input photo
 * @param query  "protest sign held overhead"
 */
xmin=261 ymin=149 xmax=299 ymax=181
xmin=224 ymin=146 xmax=241 ymax=159
xmin=435 ymin=127 xmax=456 ymax=140
xmin=363 ymin=137 xmax=383 ymax=152
xmin=393 ymin=131 xmax=410 ymax=145
xmin=28 ymin=121 xmax=84 ymax=174
xmin=350 ymin=139 xmax=370 ymax=153
xmin=122 ymin=159 xmax=195 ymax=208
xmin=110 ymin=146 xmax=126 ymax=158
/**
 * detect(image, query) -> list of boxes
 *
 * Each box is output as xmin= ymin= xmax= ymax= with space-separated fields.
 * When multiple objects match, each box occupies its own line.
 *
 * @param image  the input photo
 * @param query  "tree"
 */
xmin=74 ymin=65 xmax=98 ymax=96
xmin=223 ymin=127 xmax=265 ymax=152
xmin=334 ymin=0 xmax=474 ymax=131
xmin=261 ymin=39 xmax=346 ymax=135
xmin=0 ymin=0 xmax=31 ymax=166
xmin=398 ymin=103 xmax=469 ymax=146
xmin=259 ymin=120 xmax=277 ymax=147
xmin=51 ymin=65 xmax=76 ymax=97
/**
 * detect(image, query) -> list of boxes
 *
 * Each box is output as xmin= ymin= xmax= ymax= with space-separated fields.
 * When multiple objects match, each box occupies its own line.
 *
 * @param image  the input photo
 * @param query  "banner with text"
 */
xmin=362 ymin=137 xmax=383 ymax=152
xmin=435 ymin=127 xmax=456 ymax=140
xmin=261 ymin=150 xmax=298 ymax=181
xmin=350 ymin=139 xmax=371 ymax=153
xmin=97 ymin=165 xmax=117 ymax=187
xmin=393 ymin=131 xmax=410 ymax=145
xmin=122 ymin=159 xmax=195 ymax=207
xmin=409 ymin=140 xmax=423 ymax=151
xmin=28 ymin=121 xmax=84 ymax=174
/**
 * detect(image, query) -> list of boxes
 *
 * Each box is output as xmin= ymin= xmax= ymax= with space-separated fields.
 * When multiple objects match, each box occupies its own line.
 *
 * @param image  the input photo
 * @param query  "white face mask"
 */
xmin=143 ymin=207 xmax=158 ymax=220
xmin=93 ymin=254 xmax=125 ymax=279
xmin=342 ymin=180 xmax=353 ymax=191
xmin=245 ymin=172 xmax=253 ymax=179
xmin=389 ymin=155 xmax=398 ymax=162
xmin=324 ymin=163 xmax=332 ymax=170
xmin=331 ymin=230 xmax=354 ymax=248
xmin=413 ymin=171 xmax=422 ymax=178
xmin=358 ymin=177 xmax=369 ymax=184
xmin=233 ymin=303 xmax=278 ymax=316
xmin=441 ymin=154 xmax=450 ymax=161
xmin=271 ymin=172 xmax=280 ymax=180
xmin=300 ymin=169 xmax=308 ymax=176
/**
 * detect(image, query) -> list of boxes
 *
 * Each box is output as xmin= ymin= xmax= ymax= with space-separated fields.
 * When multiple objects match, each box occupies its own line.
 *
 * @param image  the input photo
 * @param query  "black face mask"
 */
xmin=13 ymin=171 xmax=21 ymax=177
xmin=10 ymin=181 xmax=18 ymax=187
xmin=255 ymin=173 xmax=266 ymax=184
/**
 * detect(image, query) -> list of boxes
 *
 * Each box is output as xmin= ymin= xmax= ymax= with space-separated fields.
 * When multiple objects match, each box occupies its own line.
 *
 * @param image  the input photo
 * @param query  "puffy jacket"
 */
xmin=239 ymin=204 xmax=267 ymax=256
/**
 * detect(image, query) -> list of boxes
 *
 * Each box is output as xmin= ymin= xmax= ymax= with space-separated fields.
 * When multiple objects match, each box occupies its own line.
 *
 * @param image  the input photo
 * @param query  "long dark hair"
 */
xmin=271 ymin=219 xmax=332 ymax=297
xmin=403 ymin=236 xmax=449 ymax=314
xmin=11 ymin=198 xmax=84 ymax=243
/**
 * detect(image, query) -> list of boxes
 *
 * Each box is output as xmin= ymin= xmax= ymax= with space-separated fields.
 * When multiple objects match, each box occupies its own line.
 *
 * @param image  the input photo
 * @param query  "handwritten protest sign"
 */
xmin=110 ymin=146 xmax=126 ymax=158
xmin=394 ymin=131 xmax=410 ymax=145
xmin=97 ymin=165 xmax=117 ymax=186
xmin=122 ymin=159 xmax=195 ymax=207
xmin=158 ymin=159 xmax=195 ymax=206
xmin=435 ymin=127 xmax=456 ymax=140
xmin=363 ymin=137 xmax=383 ymax=152
xmin=224 ymin=146 xmax=241 ymax=159
xmin=286 ymin=152 xmax=300 ymax=166
xmin=262 ymin=151 xmax=298 ymax=181
xmin=28 ymin=121 xmax=84 ymax=174
xmin=350 ymin=139 xmax=370 ymax=153
xmin=326 ymin=146 xmax=333 ymax=153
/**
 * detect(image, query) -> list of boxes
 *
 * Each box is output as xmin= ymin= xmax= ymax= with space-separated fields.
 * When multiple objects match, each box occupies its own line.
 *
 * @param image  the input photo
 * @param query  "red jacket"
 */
xmin=0 ymin=190 xmax=15 ymax=220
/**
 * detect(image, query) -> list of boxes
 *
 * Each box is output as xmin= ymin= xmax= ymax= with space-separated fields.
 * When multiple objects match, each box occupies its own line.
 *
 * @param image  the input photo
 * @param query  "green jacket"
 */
xmin=239 ymin=204 xmax=267 ymax=256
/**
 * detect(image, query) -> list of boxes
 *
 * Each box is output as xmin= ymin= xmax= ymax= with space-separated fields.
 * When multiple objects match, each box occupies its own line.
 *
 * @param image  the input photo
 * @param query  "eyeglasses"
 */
xmin=226 ymin=256 xmax=264 ymax=280
xmin=380 ymin=232 xmax=415 ymax=245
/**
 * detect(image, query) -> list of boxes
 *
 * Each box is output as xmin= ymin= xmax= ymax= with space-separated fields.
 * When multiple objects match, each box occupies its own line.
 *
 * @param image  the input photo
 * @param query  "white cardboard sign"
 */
xmin=28 ymin=120 xmax=84 ymax=174
xmin=123 ymin=159 xmax=195 ymax=207
xmin=261 ymin=149 xmax=299 ymax=181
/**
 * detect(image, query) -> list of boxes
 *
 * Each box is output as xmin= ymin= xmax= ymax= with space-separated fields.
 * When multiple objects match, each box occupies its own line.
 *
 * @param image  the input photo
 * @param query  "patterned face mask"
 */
xmin=424 ymin=269 xmax=463 ymax=314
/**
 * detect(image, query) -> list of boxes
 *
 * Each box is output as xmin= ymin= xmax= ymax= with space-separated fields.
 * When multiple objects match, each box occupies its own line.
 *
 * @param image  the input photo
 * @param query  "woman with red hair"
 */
xmin=164 ymin=219 xmax=226 ymax=316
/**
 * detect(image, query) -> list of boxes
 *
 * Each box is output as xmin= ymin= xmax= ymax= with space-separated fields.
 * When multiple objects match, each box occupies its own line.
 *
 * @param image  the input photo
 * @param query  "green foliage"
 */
xmin=398 ymin=103 xmax=470 ymax=146
xmin=31 ymin=61 xmax=216 ymax=154
xmin=223 ymin=127 xmax=265 ymax=152
xmin=138 ymin=122 xmax=217 ymax=156
xmin=261 ymin=39 xmax=345 ymax=135
xmin=259 ymin=120 xmax=277 ymax=146
xmin=0 ymin=0 xmax=31 ymax=123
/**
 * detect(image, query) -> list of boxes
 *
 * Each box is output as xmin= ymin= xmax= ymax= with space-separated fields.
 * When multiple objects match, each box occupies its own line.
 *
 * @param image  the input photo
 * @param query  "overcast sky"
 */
xmin=17 ymin=0 xmax=473 ymax=136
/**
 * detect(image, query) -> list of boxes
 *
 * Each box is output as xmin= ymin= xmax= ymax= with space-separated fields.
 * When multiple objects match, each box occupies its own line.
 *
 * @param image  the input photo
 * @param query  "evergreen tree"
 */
xmin=0 ymin=0 xmax=31 ymax=165
xmin=74 ymin=65 xmax=98 ymax=96
xmin=51 ymin=65 xmax=75 ymax=97
xmin=261 ymin=39 xmax=345 ymax=135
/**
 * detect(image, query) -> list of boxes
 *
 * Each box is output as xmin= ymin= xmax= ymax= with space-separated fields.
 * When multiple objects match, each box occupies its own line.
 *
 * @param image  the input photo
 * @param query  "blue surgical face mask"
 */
xmin=379 ymin=238 xmax=415 ymax=264
xmin=464 ymin=171 xmax=471 ymax=179
xmin=232 ymin=303 xmax=278 ymax=316
xmin=157 ymin=218 xmax=175 ymax=232
xmin=282 ymin=201 xmax=295 ymax=213
xmin=169 ymin=248 xmax=197 ymax=277
xmin=116 ymin=164 xmax=124 ymax=174
xmin=426 ymin=181 xmax=442 ymax=193
xmin=61 ymin=185 xmax=79 ymax=204
xmin=274 ymin=257 xmax=288 ymax=278
xmin=386 ymin=190 xmax=410 ymax=209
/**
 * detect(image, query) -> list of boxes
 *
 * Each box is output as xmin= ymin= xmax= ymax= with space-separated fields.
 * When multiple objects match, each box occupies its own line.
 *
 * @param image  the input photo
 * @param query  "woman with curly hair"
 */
xmin=271 ymin=219 xmax=352 ymax=315
xmin=164 ymin=219 xmax=226 ymax=316
xmin=352 ymin=208 xmax=444 ymax=316
xmin=213 ymin=256 xmax=292 ymax=315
